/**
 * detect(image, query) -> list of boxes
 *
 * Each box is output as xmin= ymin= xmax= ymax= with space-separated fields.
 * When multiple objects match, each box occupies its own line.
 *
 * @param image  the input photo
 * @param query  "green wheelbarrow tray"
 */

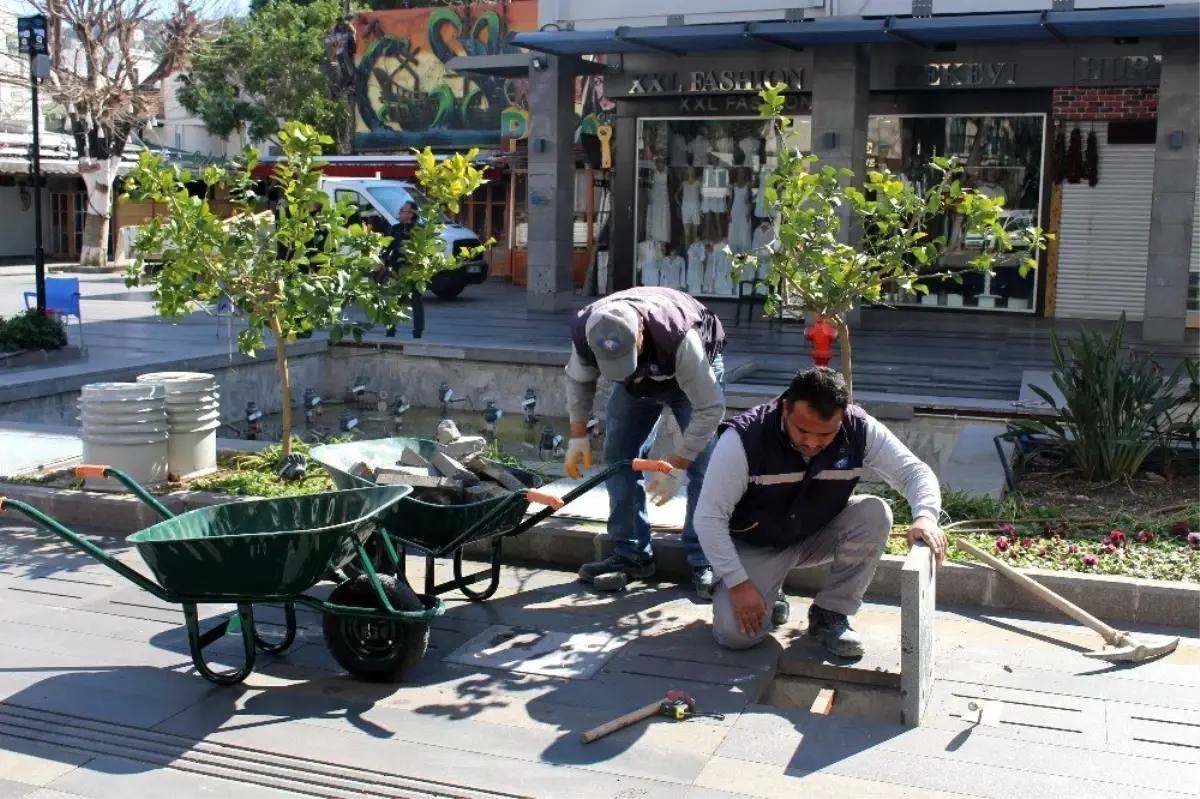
xmin=0 ymin=464 xmax=447 ymax=688
xmin=310 ymin=437 xmax=672 ymax=602
xmin=310 ymin=436 xmax=547 ymax=557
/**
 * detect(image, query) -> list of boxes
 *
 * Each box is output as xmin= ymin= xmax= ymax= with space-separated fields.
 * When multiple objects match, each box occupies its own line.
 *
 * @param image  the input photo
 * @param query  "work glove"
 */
xmin=646 ymin=466 xmax=686 ymax=506
xmin=565 ymin=437 xmax=592 ymax=480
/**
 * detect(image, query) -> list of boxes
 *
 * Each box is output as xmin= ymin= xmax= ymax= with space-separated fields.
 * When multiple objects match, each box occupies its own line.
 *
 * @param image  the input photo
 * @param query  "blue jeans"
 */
xmin=602 ymin=355 xmax=725 ymax=568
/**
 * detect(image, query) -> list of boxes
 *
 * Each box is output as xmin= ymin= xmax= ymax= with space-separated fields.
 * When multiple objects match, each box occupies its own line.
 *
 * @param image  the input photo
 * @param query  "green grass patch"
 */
xmin=189 ymin=439 xmax=335 ymax=498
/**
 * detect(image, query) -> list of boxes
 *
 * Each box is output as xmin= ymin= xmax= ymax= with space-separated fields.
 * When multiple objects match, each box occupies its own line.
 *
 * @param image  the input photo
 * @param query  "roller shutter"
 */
xmin=1055 ymin=125 xmax=1155 ymax=321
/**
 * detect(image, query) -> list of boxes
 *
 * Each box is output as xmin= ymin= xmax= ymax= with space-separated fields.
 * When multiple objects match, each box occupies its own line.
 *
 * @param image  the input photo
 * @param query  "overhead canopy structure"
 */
xmin=445 ymin=53 xmax=608 ymax=78
xmin=508 ymin=6 xmax=1199 ymax=56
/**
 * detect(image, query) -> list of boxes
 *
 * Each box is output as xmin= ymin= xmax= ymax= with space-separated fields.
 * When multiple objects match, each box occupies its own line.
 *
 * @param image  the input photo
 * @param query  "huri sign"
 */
xmin=896 ymin=62 xmax=1017 ymax=89
xmin=1076 ymin=55 xmax=1161 ymax=84
xmin=628 ymin=68 xmax=804 ymax=95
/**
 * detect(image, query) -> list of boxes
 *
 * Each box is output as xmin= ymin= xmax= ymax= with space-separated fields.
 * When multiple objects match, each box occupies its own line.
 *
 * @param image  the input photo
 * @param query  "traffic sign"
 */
xmin=17 ymin=15 xmax=48 ymax=56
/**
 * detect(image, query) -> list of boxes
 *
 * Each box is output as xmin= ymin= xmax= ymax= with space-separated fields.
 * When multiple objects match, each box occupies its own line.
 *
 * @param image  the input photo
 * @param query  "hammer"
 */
xmin=956 ymin=538 xmax=1179 ymax=663
xmin=581 ymin=690 xmax=701 ymax=744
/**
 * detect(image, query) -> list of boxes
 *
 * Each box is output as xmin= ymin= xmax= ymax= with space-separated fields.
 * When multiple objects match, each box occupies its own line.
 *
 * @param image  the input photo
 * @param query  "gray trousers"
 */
xmin=712 ymin=495 xmax=893 ymax=650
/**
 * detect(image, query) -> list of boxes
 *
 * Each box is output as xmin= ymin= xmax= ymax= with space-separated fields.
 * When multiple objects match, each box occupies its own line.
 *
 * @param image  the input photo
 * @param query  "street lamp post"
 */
xmin=18 ymin=14 xmax=49 ymax=315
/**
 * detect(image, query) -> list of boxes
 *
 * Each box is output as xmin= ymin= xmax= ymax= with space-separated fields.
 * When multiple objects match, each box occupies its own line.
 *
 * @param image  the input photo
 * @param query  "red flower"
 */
xmin=1188 ymin=532 xmax=1200 ymax=550
xmin=1137 ymin=530 xmax=1154 ymax=544
xmin=998 ymin=524 xmax=1016 ymax=536
xmin=1171 ymin=522 xmax=1190 ymax=537
xmin=995 ymin=538 xmax=1010 ymax=552
xmin=1038 ymin=547 xmax=1048 ymax=556
xmin=1068 ymin=544 xmax=1080 ymax=554
xmin=1108 ymin=530 xmax=1126 ymax=547
xmin=1083 ymin=555 xmax=1099 ymax=567
xmin=1104 ymin=543 xmax=1117 ymax=555
xmin=1021 ymin=537 xmax=1034 ymax=548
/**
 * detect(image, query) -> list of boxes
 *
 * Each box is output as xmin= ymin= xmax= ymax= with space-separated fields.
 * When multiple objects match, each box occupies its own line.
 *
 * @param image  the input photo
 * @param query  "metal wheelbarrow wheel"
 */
xmin=323 ymin=574 xmax=430 ymax=682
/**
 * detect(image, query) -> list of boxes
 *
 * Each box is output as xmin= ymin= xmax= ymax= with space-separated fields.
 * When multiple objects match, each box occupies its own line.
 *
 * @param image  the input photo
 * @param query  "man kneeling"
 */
xmin=694 ymin=367 xmax=947 ymax=657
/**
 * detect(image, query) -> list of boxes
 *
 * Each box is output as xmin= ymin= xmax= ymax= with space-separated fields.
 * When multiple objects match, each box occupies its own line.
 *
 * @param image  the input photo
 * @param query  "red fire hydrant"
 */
xmin=805 ymin=316 xmax=837 ymax=367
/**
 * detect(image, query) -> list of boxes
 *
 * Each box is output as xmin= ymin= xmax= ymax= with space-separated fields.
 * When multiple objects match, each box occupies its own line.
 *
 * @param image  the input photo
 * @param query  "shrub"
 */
xmin=0 ymin=310 xmax=68 ymax=352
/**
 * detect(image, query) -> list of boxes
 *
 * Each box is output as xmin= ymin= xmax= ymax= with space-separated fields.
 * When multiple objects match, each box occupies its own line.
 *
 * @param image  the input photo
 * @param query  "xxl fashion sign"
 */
xmin=627 ymin=68 xmax=804 ymax=95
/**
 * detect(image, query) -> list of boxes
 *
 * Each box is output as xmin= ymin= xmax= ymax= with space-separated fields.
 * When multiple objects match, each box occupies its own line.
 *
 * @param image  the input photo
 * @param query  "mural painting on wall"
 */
xmin=353 ymin=1 xmax=612 ymax=152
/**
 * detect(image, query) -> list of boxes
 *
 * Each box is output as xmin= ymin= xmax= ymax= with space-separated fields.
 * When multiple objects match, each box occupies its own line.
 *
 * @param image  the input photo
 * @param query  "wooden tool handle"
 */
xmin=581 ymin=700 xmax=662 ymax=744
xmin=525 ymin=490 xmax=564 ymax=510
xmin=955 ymin=538 xmax=1120 ymax=643
xmin=631 ymin=459 xmax=673 ymax=474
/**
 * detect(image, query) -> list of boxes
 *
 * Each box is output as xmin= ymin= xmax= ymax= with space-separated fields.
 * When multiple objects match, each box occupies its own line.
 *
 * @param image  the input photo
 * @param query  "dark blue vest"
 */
xmin=721 ymin=398 xmax=869 ymax=549
xmin=570 ymin=287 xmax=725 ymax=399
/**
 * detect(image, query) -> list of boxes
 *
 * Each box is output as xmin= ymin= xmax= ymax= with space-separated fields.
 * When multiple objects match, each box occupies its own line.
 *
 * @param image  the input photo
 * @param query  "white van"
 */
xmin=318 ymin=177 xmax=488 ymax=300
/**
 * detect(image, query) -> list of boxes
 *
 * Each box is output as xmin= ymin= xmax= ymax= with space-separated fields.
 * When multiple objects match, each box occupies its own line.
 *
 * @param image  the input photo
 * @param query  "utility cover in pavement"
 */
xmin=0 ymin=428 xmax=82 ymax=477
xmin=444 ymin=624 xmax=627 ymax=679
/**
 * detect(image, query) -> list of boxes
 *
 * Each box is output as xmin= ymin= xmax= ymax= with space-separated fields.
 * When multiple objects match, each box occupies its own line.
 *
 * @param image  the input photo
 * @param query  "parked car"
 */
xmin=318 ymin=177 xmax=489 ymax=300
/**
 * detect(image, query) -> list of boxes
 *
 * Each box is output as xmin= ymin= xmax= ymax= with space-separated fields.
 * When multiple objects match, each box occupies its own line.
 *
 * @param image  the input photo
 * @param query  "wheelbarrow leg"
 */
xmin=253 ymin=602 xmax=297 ymax=655
xmin=451 ymin=538 xmax=503 ymax=602
xmin=183 ymin=603 xmax=258 ymax=686
xmin=424 ymin=555 xmax=436 ymax=597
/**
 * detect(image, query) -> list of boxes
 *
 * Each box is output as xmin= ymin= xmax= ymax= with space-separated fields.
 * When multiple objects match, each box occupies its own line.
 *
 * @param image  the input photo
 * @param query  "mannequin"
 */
xmin=686 ymin=239 xmax=707 ymax=295
xmin=662 ymin=247 xmax=686 ymax=289
xmin=645 ymin=160 xmax=671 ymax=243
xmin=729 ymin=169 xmax=753 ymax=255
xmin=713 ymin=124 xmax=734 ymax=163
xmin=702 ymin=242 xmax=717 ymax=295
xmin=750 ymin=220 xmax=777 ymax=282
xmin=754 ymin=167 xmax=771 ymax=218
xmin=669 ymin=130 xmax=690 ymax=168
xmin=700 ymin=166 xmax=729 ymax=242
xmin=688 ymin=133 xmax=712 ymax=167
xmin=639 ymin=239 xmax=662 ymax=287
xmin=738 ymin=133 xmax=761 ymax=169
xmin=678 ymin=167 xmax=702 ymax=248
xmin=710 ymin=241 xmax=735 ymax=296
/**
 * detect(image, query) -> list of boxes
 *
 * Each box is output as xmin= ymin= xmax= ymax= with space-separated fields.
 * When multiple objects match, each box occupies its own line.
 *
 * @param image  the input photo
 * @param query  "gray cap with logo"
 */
xmin=585 ymin=302 xmax=641 ymax=381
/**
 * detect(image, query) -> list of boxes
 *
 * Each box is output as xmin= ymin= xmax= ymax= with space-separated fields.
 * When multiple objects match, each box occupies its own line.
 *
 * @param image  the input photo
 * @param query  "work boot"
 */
xmin=772 ymin=592 xmax=791 ymax=627
xmin=807 ymin=604 xmax=864 ymax=658
xmin=692 ymin=565 xmax=715 ymax=601
xmin=579 ymin=553 xmax=655 ymax=592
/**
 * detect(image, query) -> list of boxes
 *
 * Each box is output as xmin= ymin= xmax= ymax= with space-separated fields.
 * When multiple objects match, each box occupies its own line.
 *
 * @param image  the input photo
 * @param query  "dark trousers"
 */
xmin=386 ymin=290 xmax=424 ymax=339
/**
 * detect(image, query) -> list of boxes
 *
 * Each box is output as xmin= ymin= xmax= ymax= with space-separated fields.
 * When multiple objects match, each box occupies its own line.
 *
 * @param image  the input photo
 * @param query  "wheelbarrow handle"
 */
xmin=73 ymin=464 xmax=176 ymax=521
xmin=632 ymin=458 xmax=674 ymax=474
xmin=509 ymin=458 xmax=653 ymax=536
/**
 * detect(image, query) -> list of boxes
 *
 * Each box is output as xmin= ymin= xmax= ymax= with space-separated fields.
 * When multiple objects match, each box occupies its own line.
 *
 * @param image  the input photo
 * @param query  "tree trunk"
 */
xmin=77 ymin=156 xmax=122 ymax=268
xmin=270 ymin=317 xmax=293 ymax=456
xmin=336 ymin=98 xmax=355 ymax=155
xmin=835 ymin=317 xmax=854 ymax=403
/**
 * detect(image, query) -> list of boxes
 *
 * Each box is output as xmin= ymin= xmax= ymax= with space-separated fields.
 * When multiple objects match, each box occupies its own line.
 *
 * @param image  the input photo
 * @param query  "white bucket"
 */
xmin=136 ymin=372 xmax=222 ymax=479
xmin=78 ymin=382 xmax=170 ymax=491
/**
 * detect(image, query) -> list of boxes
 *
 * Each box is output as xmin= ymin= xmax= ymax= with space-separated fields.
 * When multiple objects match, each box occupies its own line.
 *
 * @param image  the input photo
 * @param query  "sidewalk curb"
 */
xmin=2 ymin=481 xmax=1195 ymax=630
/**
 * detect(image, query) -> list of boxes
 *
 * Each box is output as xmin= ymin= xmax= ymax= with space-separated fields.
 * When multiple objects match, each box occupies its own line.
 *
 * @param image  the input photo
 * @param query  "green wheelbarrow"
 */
xmin=0 ymin=464 xmax=445 ymax=687
xmin=310 ymin=437 xmax=674 ymax=602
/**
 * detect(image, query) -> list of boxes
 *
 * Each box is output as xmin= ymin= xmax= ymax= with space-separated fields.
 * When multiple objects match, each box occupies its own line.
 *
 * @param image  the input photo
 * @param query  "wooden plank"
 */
xmin=810 ymin=687 xmax=836 ymax=716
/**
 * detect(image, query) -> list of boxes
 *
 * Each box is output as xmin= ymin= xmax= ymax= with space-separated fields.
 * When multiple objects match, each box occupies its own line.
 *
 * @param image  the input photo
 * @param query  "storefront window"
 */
xmin=634 ymin=117 xmax=811 ymax=298
xmin=867 ymin=114 xmax=1046 ymax=312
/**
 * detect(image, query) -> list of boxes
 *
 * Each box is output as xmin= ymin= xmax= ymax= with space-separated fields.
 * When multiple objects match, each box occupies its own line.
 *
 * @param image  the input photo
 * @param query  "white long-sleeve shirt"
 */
xmin=694 ymin=413 xmax=941 ymax=588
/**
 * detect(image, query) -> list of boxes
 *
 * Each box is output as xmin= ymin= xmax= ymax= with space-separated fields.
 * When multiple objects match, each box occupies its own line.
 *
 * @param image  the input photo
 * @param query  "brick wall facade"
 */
xmin=1052 ymin=86 xmax=1159 ymax=120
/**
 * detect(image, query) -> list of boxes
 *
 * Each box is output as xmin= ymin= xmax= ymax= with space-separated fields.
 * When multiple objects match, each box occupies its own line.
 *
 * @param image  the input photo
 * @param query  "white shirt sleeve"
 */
xmin=861 ymin=413 xmax=941 ymax=523
xmin=694 ymin=429 xmax=752 ymax=587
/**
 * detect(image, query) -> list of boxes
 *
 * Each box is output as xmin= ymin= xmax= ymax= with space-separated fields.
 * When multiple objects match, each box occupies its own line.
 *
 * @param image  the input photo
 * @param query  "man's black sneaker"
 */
xmin=807 ymin=604 xmax=864 ymax=658
xmin=579 ymin=553 xmax=656 ymax=592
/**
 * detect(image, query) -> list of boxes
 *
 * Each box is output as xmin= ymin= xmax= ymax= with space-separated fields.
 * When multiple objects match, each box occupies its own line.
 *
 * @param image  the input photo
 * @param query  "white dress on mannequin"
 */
xmin=729 ymin=185 xmax=752 ymax=254
xmin=686 ymin=241 xmax=707 ymax=295
xmin=754 ymin=169 xmax=771 ymax=218
xmin=714 ymin=134 xmax=734 ymax=161
xmin=687 ymin=135 xmax=712 ymax=167
xmin=700 ymin=167 xmax=729 ymax=214
xmin=680 ymin=178 xmax=701 ymax=225
xmin=738 ymin=136 xmax=760 ymax=167
xmin=638 ymin=240 xmax=662 ymax=286
xmin=750 ymin=223 xmax=778 ymax=281
xmin=662 ymin=254 xmax=686 ymax=289
xmin=645 ymin=169 xmax=671 ymax=243
xmin=669 ymin=133 xmax=689 ymax=167
xmin=710 ymin=243 xmax=734 ymax=296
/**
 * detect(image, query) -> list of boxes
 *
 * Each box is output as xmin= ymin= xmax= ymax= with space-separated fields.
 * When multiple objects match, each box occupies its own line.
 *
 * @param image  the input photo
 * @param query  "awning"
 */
xmin=446 ymin=53 xmax=608 ymax=78
xmin=509 ymin=6 xmax=1199 ymax=56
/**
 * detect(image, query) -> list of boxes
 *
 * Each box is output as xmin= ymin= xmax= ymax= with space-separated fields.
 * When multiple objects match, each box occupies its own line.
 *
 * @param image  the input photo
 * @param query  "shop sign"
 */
xmin=895 ymin=62 xmax=1017 ymax=89
xmin=674 ymin=93 xmax=811 ymax=114
xmin=627 ymin=68 xmax=804 ymax=95
xmin=1076 ymin=55 xmax=1160 ymax=84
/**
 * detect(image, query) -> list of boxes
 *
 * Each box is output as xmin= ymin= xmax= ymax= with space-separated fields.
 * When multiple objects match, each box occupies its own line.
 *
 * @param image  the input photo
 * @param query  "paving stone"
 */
xmin=715 ymin=705 xmax=903 ymax=770
xmin=1106 ymin=702 xmax=1200 ymax=765
xmin=437 ymin=435 xmax=486 ymax=461
xmin=900 ymin=542 xmax=935 ymax=727
xmin=0 ymin=779 xmax=37 ymax=799
xmin=443 ymin=624 xmax=627 ymax=679
xmin=924 ymin=680 xmax=1109 ymax=749
xmin=45 ymin=757 xmax=300 ymax=799
xmin=0 ymin=735 xmax=91 ymax=787
xmin=695 ymin=756 xmax=979 ymax=799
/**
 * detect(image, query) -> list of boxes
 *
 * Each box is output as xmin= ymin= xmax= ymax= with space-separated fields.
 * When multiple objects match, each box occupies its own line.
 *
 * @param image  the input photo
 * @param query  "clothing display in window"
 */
xmin=700 ymin=168 xmax=729 ymax=213
xmin=680 ymin=175 xmax=702 ymax=225
xmin=645 ymin=166 xmax=671 ymax=243
xmin=729 ymin=182 xmax=753 ymax=255
xmin=638 ymin=239 xmax=662 ymax=286
xmin=688 ymin=135 xmax=712 ymax=167
xmin=686 ymin=241 xmax=707 ymax=295
xmin=754 ymin=169 xmax=771 ymax=218
xmin=670 ymin=133 xmax=690 ymax=167
xmin=738 ymin=136 xmax=761 ymax=168
xmin=710 ymin=242 xmax=735 ymax=296
xmin=661 ymin=251 xmax=686 ymax=289
xmin=714 ymin=131 xmax=734 ymax=163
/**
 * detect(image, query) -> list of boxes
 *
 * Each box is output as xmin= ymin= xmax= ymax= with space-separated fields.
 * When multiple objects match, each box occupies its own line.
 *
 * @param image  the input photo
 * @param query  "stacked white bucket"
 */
xmin=136 ymin=372 xmax=221 ymax=480
xmin=78 ymin=382 xmax=171 ymax=490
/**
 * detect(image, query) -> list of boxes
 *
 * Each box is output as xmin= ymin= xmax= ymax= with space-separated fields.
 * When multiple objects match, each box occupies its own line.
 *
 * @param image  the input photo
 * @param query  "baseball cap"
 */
xmin=585 ymin=303 xmax=640 ymax=381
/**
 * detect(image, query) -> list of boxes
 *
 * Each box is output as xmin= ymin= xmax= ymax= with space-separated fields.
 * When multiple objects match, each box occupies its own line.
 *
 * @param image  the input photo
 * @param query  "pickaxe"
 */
xmin=955 ymin=537 xmax=1179 ymax=664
